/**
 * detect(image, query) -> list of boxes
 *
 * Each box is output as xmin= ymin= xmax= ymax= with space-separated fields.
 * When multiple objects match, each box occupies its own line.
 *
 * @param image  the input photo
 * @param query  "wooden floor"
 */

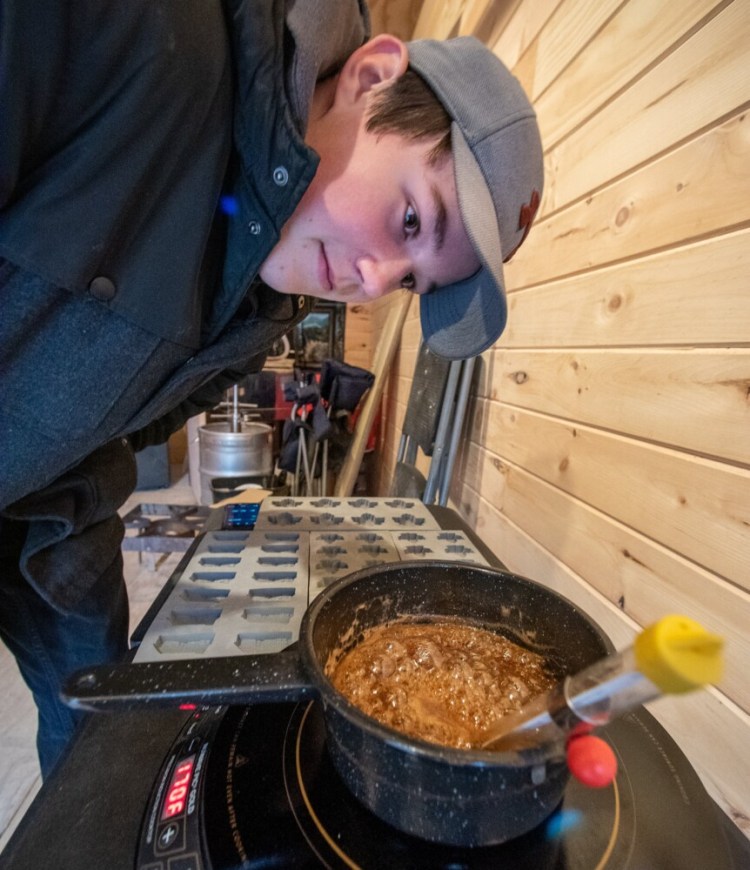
xmin=0 ymin=471 xmax=198 ymax=851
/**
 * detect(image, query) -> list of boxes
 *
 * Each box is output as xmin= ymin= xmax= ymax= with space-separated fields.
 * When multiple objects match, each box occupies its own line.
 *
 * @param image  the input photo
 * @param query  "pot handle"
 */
xmin=62 ymin=648 xmax=316 ymax=712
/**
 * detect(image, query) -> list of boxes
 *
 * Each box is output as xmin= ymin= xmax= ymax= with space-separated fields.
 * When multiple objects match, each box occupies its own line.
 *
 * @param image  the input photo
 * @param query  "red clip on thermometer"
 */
xmin=481 ymin=615 xmax=724 ymax=788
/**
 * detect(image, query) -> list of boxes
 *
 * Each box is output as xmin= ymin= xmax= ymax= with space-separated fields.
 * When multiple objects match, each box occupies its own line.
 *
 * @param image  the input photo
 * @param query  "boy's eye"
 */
xmin=404 ymin=204 xmax=420 ymax=235
xmin=400 ymin=273 xmax=416 ymax=291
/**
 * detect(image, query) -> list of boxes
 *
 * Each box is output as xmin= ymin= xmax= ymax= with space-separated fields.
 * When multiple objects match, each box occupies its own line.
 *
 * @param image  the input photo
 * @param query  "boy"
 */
xmin=0 ymin=0 xmax=542 ymax=774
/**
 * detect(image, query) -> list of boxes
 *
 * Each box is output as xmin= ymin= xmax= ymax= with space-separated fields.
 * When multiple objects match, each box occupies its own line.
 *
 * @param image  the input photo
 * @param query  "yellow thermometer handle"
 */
xmin=633 ymin=614 xmax=724 ymax=694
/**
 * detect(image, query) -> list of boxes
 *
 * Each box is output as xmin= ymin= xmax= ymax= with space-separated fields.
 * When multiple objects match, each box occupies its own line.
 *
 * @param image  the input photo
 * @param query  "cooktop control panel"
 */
xmin=221 ymin=501 xmax=260 ymax=530
xmin=132 ymin=497 xmax=487 ymax=663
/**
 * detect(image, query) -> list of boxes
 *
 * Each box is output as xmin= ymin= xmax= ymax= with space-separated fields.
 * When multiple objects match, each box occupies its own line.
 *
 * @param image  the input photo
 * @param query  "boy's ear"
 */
xmin=336 ymin=34 xmax=409 ymax=104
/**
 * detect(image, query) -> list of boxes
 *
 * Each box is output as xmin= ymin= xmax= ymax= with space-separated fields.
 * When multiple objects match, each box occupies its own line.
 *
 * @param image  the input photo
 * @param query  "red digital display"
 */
xmin=161 ymin=756 xmax=195 ymax=821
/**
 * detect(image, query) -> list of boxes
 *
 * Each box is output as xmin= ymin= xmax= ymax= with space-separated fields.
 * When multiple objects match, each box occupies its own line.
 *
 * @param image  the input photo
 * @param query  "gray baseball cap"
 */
xmin=407 ymin=37 xmax=544 ymax=360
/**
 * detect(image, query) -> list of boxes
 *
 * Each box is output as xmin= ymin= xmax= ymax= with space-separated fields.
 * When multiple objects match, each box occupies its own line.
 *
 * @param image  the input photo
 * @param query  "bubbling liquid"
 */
xmin=327 ymin=617 xmax=558 ymax=750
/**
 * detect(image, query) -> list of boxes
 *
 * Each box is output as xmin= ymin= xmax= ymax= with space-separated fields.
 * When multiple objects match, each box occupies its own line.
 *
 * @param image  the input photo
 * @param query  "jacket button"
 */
xmin=248 ymin=220 xmax=261 ymax=235
xmin=89 ymin=276 xmax=117 ymax=301
xmin=297 ymin=295 xmax=305 ymax=308
xmin=272 ymin=166 xmax=289 ymax=186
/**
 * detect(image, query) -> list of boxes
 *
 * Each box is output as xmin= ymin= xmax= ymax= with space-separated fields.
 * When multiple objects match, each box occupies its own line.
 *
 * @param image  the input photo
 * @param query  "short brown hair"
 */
xmin=365 ymin=68 xmax=452 ymax=165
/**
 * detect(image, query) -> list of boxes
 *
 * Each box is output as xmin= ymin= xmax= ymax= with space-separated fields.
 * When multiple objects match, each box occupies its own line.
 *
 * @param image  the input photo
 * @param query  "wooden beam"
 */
xmin=334 ymin=292 xmax=412 ymax=496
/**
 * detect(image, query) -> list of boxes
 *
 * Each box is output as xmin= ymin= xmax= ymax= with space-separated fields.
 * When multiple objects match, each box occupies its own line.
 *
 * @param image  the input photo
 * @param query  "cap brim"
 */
xmin=420 ymin=125 xmax=507 ymax=360
xmin=420 ymin=270 xmax=506 ymax=360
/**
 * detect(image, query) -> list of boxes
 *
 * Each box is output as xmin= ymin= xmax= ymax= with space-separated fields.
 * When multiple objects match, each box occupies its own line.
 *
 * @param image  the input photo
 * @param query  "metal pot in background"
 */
xmin=64 ymin=562 xmax=611 ymax=847
xmin=197 ymin=420 xmax=272 ymax=504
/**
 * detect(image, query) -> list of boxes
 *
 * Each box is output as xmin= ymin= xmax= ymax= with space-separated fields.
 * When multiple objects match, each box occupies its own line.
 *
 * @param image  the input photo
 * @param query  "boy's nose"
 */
xmin=356 ymin=255 xmax=412 ymax=299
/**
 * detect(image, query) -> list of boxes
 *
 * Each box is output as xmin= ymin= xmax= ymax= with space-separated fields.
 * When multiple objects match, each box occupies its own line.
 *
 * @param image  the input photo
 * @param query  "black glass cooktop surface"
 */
xmin=135 ymin=701 xmax=741 ymax=870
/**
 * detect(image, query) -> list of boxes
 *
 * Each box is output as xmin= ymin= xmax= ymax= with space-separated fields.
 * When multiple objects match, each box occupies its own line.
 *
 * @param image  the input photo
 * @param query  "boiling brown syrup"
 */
xmin=328 ymin=618 xmax=557 ymax=750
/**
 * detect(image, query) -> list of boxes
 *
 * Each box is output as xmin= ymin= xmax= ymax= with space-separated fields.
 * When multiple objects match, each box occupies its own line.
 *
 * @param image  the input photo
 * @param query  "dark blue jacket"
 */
xmin=0 ymin=0 xmax=369 ymax=609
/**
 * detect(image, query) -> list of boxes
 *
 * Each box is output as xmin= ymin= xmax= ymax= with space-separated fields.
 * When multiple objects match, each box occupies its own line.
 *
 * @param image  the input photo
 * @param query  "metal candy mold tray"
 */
xmin=133 ymin=528 xmax=308 ymax=662
xmin=308 ymin=529 xmax=488 ymax=599
xmin=253 ymin=495 xmax=441 ymax=531
xmin=133 ymin=498 xmax=487 ymax=662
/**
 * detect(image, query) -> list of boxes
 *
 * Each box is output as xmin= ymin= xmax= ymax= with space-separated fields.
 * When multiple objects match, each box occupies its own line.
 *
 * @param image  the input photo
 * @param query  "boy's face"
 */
xmin=259 ymin=37 xmax=479 ymax=305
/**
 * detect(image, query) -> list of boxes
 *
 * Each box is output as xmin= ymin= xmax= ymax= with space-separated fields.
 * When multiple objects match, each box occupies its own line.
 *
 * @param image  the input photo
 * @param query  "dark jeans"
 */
xmin=0 ymin=518 xmax=129 ymax=777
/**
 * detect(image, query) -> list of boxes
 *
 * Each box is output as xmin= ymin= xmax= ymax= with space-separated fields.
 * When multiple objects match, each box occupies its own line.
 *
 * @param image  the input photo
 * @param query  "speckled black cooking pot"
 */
xmin=297 ymin=561 xmax=612 ymax=846
xmin=66 ymin=562 xmax=611 ymax=847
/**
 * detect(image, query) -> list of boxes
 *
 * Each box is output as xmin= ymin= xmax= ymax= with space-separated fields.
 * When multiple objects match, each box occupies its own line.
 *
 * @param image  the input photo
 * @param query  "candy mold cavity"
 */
xmin=182 ymin=587 xmax=230 ymax=602
xmin=236 ymin=630 xmax=293 ymax=653
xmin=154 ymin=632 xmax=214 ymax=655
xmin=169 ymin=606 xmax=222 ymax=626
xmin=190 ymin=571 xmax=236 ymax=582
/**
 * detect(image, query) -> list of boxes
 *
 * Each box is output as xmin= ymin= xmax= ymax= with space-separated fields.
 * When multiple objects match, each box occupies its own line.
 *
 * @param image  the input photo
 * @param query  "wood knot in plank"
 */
xmin=615 ymin=205 xmax=630 ymax=227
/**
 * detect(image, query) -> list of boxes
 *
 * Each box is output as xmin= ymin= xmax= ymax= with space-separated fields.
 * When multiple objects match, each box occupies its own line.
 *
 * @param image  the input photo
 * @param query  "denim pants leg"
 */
xmin=0 ymin=517 xmax=129 ymax=777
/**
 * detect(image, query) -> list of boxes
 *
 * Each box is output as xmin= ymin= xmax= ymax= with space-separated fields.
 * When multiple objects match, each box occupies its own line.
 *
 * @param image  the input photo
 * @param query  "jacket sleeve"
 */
xmin=127 ymin=355 xmax=268 ymax=451
xmin=0 ymin=1 xmax=67 ymax=208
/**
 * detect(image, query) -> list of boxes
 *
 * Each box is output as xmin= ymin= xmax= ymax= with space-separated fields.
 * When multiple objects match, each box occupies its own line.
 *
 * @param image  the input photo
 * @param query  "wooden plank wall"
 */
xmin=371 ymin=0 xmax=750 ymax=834
xmin=342 ymin=302 xmax=372 ymax=370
